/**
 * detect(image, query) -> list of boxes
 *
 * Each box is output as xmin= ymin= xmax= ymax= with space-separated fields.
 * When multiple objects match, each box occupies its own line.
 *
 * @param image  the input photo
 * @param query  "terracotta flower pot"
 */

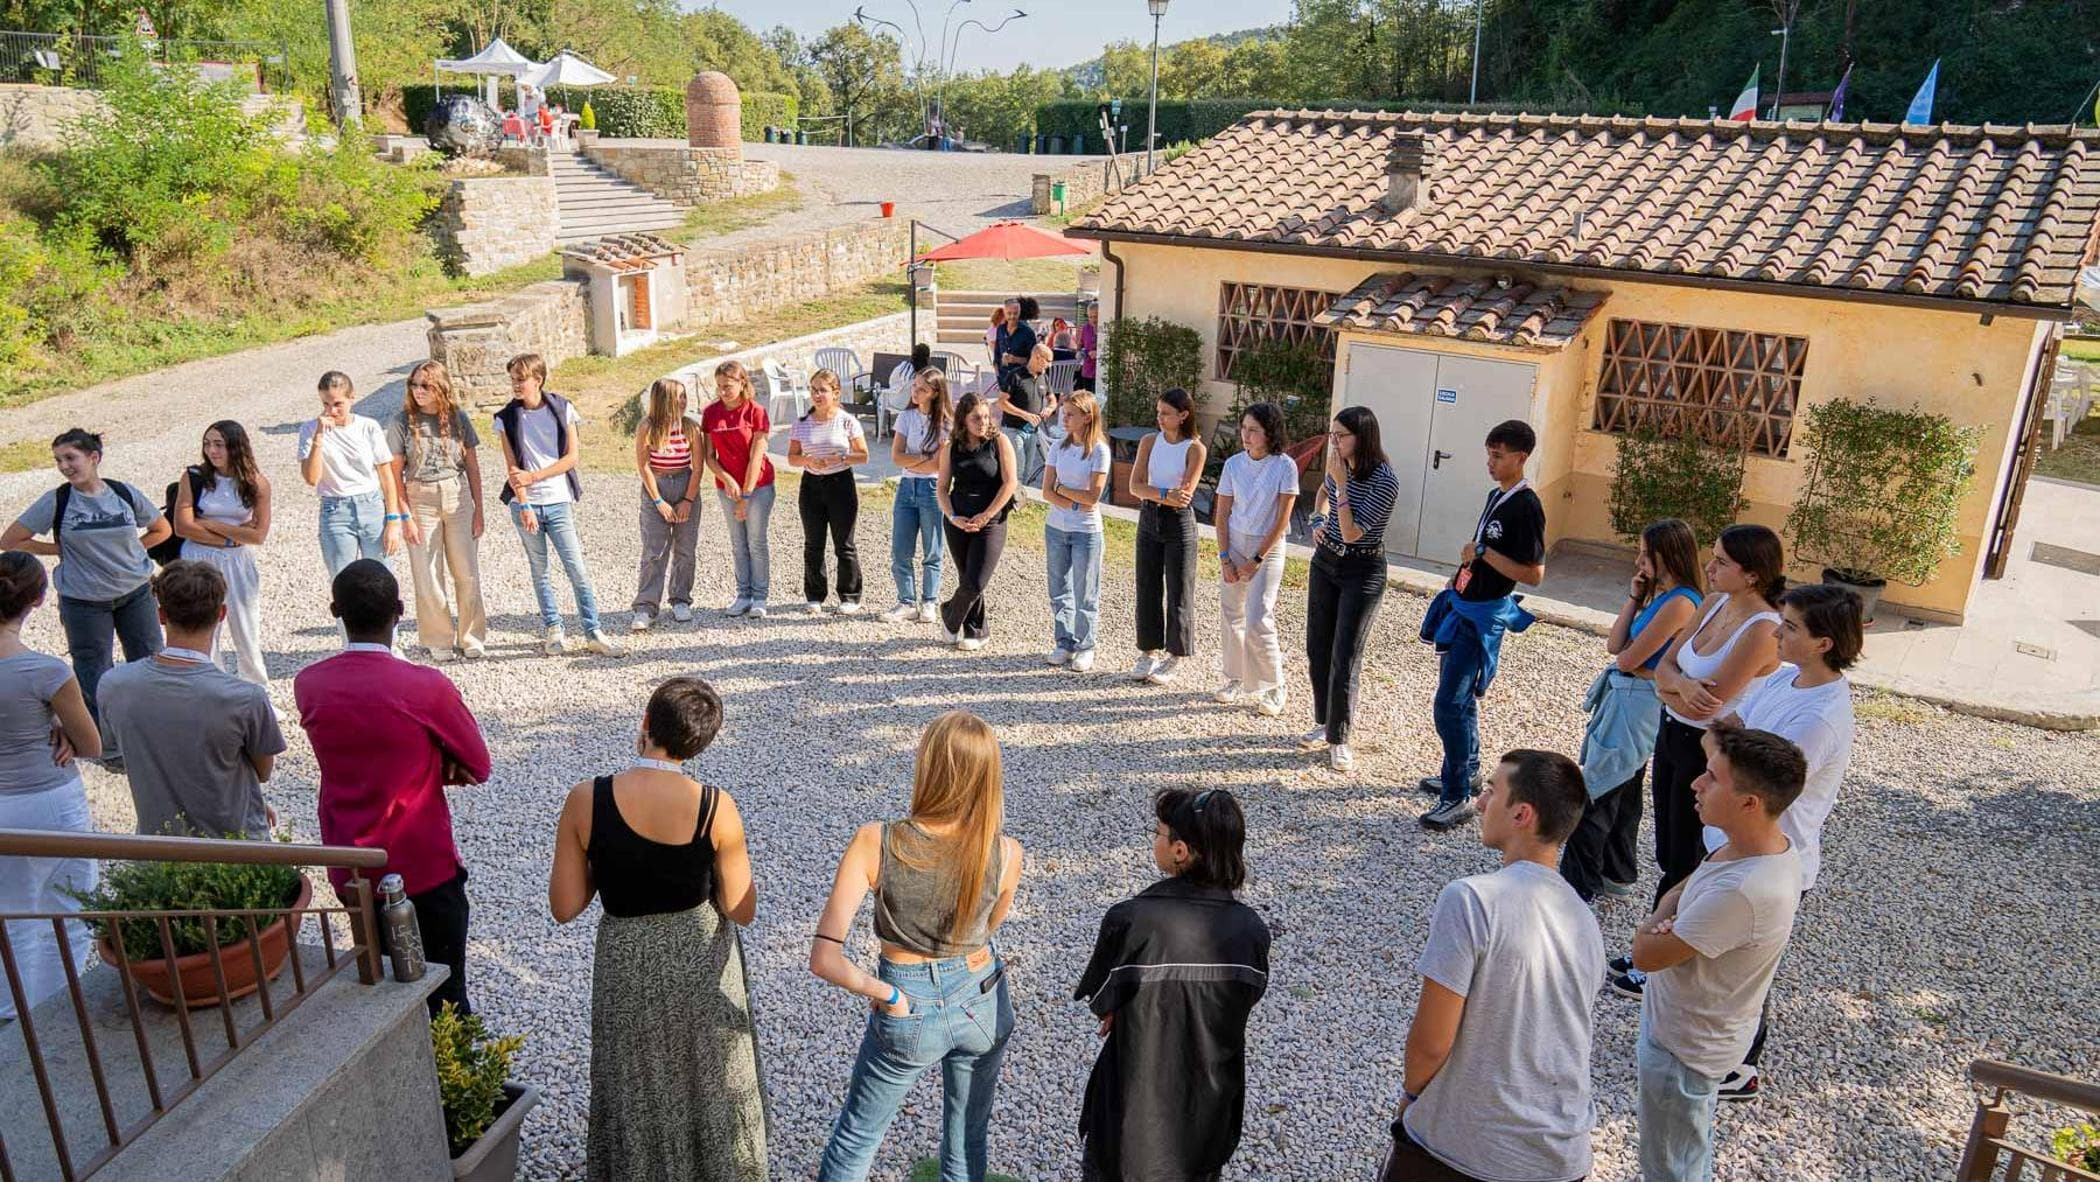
xmin=97 ymin=877 xmax=312 ymax=1009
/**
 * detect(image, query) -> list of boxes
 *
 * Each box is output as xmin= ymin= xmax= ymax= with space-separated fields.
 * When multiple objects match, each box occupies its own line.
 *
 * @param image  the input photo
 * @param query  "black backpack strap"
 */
xmin=104 ymin=480 xmax=141 ymax=524
xmin=50 ymin=483 xmax=70 ymax=545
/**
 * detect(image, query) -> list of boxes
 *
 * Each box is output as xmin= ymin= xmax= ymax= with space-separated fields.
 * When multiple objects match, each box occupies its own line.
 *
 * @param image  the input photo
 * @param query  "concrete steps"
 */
xmin=933 ymin=290 xmax=1082 ymax=348
xmin=551 ymin=152 xmax=687 ymax=244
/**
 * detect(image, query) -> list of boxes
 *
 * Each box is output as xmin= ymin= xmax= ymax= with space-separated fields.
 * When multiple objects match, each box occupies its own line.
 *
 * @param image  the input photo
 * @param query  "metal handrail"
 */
xmin=0 ymin=828 xmax=385 ymax=868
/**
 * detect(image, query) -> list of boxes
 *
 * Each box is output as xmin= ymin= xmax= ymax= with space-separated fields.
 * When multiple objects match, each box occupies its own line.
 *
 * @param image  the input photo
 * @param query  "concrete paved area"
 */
xmin=740 ymin=143 xmax=1107 ymax=244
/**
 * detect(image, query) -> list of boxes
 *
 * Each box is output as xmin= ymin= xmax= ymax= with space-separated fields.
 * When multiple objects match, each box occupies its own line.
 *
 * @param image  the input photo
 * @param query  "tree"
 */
xmin=807 ymin=23 xmax=911 ymax=146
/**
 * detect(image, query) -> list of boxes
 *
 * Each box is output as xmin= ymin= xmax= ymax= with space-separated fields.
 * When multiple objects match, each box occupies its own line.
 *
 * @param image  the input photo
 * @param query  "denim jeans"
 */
xmin=1002 ymin=427 xmax=1043 ymax=486
xmin=718 ymin=483 xmax=776 ymax=603
xmin=817 ymin=950 xmax=1014 ymax=1182
xmin=317 ymin=490 xmax=387 ymax=576
xmin=1431 ymin=621 xmax=1491 ymax=806
xmin=891 ymin=477 xmax=946 ymax=605
xmin=509 ymin=500 xmax=601 ymax=636
xmin=1637 ymin=1028 xmax=1719 ymax=1182
xmin=58 ymin=581 xmax=162 ymax=723
xmin=1044 ymin=525 xmax=1102 ymax=655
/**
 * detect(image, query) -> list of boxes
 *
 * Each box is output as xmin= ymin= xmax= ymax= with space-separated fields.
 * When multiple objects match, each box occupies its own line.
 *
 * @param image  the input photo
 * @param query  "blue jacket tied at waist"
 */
xmin=1578 ymin=668 xmax=1662 ymax=801
xmin=1419 ymin=589 xmax=1535 ymax=700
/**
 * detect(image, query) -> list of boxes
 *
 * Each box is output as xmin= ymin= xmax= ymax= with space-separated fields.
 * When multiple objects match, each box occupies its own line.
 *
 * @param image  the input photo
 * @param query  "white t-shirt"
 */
xmin=499 ymin=401 xmax=583 ymax=506
xmin=1045 ymin=439 xmax=1111 ymax=533
xmin=1217 ymin=451 xmax=1298 ymax=549
xmin=790 ymin=411 xmax=865 ymax=469
xmin=1701 ymin=666 xmax=1853 ymax=892
xmin=296 ymin=415 xmax=393 ymax=499
xmin=1640 ymin=846 xmax=1804 ymax=1080
xmin=893 ymin=407 xmax=950 ymax=479
xmin=1404 ymin=860 xmax=1602 ymax=1182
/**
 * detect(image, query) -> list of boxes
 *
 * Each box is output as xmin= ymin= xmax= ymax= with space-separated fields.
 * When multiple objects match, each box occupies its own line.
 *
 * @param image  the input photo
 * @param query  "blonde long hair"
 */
xmin=1057 ymin=390 xmax=1105 ymax=454
xmin=399 ymin=361 xmax=459 ymax=475
xmin=640 ymin=378 xmax=688 ymax=452
xmin=899 ymin=711 xmax=1005 ymax=944
xmin=714 ymin=360 xmax=755 ymax=407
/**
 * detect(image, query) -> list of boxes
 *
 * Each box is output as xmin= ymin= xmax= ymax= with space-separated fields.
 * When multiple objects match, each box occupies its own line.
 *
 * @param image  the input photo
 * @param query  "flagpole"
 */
xmin=2068 ymin=74 xmax=2100 ymax=125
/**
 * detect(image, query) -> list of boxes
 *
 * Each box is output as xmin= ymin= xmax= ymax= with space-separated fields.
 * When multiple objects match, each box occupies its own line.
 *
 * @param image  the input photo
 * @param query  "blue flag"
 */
xmin=1829 ymin=64 xmax=1852 ymax=122
xmin=1905 ymin=59 xmax=1940 ymax=125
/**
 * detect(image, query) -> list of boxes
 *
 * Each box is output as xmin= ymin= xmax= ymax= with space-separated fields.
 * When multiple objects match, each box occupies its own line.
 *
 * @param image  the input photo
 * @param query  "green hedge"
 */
xmin=1032 ymin=97 xmax=1605 ymax=155
xmin=401 ymin=85 xmax=796 ymax=141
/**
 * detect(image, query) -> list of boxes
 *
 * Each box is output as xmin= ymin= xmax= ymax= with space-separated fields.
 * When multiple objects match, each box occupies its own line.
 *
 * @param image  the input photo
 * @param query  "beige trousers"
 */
xmin=405 ymin=477 xmax=487 ymax=655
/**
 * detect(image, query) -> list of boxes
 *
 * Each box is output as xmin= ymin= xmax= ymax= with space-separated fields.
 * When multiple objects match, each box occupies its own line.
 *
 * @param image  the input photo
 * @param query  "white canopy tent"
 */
xmin=519 ymin=51 xmax=616 ymax=92
xmin=434 ymin=38 xmax=537 ymax=109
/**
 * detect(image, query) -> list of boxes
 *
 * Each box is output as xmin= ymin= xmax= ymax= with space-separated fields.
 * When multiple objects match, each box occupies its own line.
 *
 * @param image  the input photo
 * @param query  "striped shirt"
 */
xmin=646 ymin=419 xmax=696 ymax=472
xmin=790 ymin=410 xmax=865 ymax=465
xmin=1317 ymin=461 xmax=1400 ymax=556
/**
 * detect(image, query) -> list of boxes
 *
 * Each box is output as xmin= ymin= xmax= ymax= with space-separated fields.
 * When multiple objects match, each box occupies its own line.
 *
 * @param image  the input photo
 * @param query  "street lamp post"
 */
xmin=1468 ymin=0 xmax=1483 ymax=104
xmin=942 ymin=9 xmax=1028 ymax=127
xmin=1146 ymin=0 xmax=1168 ymax=173
xmin=1769 ymin=22 xmax=1793 ymax=120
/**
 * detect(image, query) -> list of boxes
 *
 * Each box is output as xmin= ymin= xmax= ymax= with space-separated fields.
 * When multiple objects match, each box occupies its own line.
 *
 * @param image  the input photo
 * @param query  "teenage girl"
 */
xmin=174 ymin=420 xmax=274 ymax=683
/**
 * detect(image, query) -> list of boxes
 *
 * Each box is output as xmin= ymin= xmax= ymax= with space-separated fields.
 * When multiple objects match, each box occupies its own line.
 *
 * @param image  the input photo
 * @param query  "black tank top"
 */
xmin=948 ymin=436 xmax=1009 ymax=521
xmin=586 ymin=775 xmax=718 ymax=918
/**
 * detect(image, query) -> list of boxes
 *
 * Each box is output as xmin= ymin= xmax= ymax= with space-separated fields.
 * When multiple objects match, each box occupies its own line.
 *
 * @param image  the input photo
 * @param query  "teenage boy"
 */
xmin=1633 ymin=726 xmax=1806 ymax=1181
xmin=1419 ymin=420 xmax=1546 ymax=831
xmin=491 ymin=353 xmax=623 ymax=657
xmin=99 ymin=561 xmax=284 ymax=839
xmin=1381 ymin=749 xmax=1603 ymax=1182
xmin=295 ymin=560 xmax=491 ymax=1016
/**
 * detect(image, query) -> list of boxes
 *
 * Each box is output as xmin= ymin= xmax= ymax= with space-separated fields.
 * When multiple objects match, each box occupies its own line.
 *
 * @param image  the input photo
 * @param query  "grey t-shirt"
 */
xmin=14 ymin=483 xmax=161 ymax=600
xmin=0 ymin=651 xmax=78 ymax=797
xmin=1640 ymin=845 xmax=1804 ymax=1080
xmin=1404 ymin=860 xmax=1604 ymax=1182
xmin=98 ymin=657 xmax=284 ymax=839
xmin=387 ymin=410 xmax=480 ymax=485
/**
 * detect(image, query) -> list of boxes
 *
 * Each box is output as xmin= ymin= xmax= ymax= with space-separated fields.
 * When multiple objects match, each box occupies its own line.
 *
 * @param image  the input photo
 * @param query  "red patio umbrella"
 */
xmin=915 ymin=220 xmax=1094 ymax=262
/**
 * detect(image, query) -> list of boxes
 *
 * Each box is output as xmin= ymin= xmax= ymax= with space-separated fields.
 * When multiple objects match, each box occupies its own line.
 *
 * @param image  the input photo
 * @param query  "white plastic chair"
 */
xmin=879 ymin=360 xmax=916 ymax=439
xmin=1043 ymin=359 xmax=1081 ymax=400
xmin=761 ymin=358 xmax=810 ymax=423
xmin=813 ymin=346 xmax=873 ymax=396
xmin=930 ymin=350 xmax=976 ymax=390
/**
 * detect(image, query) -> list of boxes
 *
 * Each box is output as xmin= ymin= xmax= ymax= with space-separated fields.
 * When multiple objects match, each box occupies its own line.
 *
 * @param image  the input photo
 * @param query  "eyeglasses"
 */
xmin=1328 ymin=429 xmax=1353 ymax=440
xmin=408 ymin=381 xmax=435 ymax=391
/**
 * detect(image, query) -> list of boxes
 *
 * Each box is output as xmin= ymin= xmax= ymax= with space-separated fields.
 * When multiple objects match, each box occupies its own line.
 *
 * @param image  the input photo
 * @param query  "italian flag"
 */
xmin=1728 ymin=65 xmax=1760 ymax=121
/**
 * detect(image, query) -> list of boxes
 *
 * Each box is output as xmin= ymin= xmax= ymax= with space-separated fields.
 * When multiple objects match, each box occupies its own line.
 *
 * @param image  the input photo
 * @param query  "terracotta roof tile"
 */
xmin=1072 ymin=111 xmax=2100 ymax=308
xmin=1314 ymin=272 xmax=1608 ymax=348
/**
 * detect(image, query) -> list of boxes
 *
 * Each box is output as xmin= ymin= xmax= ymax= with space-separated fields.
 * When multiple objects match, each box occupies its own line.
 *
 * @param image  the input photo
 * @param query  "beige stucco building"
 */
xmin=1069 ymin=111 xmax=2100 ymax=621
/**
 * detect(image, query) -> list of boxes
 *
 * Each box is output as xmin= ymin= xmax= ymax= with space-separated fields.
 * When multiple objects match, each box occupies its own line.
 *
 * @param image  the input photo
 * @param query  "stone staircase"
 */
xmin=934 ymin=289 xmax=1082 ymax=351
xmin=551 ymin=151 xmax=686 ymax=244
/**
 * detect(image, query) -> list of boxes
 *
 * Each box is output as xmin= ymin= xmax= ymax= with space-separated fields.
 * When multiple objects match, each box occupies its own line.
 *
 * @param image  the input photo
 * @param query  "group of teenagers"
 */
xmin=0 ymin=313 xmax=1864 ymax=1181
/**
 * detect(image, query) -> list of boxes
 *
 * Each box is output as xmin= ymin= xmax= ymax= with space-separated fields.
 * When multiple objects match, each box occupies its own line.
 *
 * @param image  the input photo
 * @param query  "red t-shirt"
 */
xmin=294 ymin=649 xmax=492 ymax=898
xmin=702 ymin=397 xmax=775 ymax=493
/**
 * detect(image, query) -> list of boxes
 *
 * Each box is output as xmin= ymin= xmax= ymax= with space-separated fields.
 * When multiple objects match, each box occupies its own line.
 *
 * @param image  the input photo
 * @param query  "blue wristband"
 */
xmin=885 ymin=985 xmax=901 ymax=1008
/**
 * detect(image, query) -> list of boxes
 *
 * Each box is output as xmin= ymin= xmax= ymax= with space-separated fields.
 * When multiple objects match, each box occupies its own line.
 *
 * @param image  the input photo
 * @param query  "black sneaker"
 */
xmin=1417 ymin=773 xmax=1483 ymax=797
xmin=1609 ymin=968 xmax=1646 ymax=999
xmin=1420 ymin=798 xmax=1477 ymax=831
xmin=1718 ymin=1067 xmax=1760 ymax=1102
xmin=1608 ymin=953 xmax=1635 ymax=975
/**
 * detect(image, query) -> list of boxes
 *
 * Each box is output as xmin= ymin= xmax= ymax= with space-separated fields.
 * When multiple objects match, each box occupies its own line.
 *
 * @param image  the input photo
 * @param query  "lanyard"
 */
xmin=1474 ymin=480 xmax=1530 ymax=545
xmin=631 ymin=757 xmax=685 ymax=774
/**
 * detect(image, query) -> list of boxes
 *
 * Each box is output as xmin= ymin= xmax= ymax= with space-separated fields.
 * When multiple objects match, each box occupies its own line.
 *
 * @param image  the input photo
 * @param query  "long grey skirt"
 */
xmin=588 ymin=904 xmax=769 ymax=1182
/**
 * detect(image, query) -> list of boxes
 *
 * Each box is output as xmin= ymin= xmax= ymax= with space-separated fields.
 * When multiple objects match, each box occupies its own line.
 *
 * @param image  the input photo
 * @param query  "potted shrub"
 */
xmin=2052 ymin=1123 xmax=2100 ymax=1172
xmin=575 ymin=100 xmax=599 ymax=148
xmin=1783 ymin=398 xmax=1980 ymax=621
xmin=74 ymin=858 xmax=309 ymax=1009
xmin=434 ymin=1002 xmax=537 ymax=1182
xmin=1098 ymin=314 xmax=1202 ymax=430
xmin=1607 ymin=427 xmax=1749 ymax=547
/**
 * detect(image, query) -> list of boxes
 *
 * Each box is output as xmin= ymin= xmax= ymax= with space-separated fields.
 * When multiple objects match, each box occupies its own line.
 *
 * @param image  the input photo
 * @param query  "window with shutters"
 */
xmin=1592 ymin=319 xmax=1808 ymax=457
xmin=1216 ymin=282 xmax=1339 ymax=382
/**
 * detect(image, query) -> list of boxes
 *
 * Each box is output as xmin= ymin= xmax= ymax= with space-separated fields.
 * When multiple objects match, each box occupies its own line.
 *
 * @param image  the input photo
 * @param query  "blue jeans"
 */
xmin=718 ymin=483 xmax=775 ymax=603
xmin=1637 ymin=1028 xmax=1719 ymax=1181
xmin=1002 ymin=427 xmax=1042 ymax=486
xmin=1044 ymin=526 xmax=1102 ymax=654
xmin=890 ymin=478 xmax=946 ymax=605
xmin=509 ymin=500 xmax=600 ymax=635
xmin=818 ymin=951 xmax=1014 ymax=1182
xmin=317 ymin=491 xmax=386 ymax=576
xmin=57 ymin=582 xmax=161 ymax=723
xmin=1432 ymin=622 xmax=1491 ymax=805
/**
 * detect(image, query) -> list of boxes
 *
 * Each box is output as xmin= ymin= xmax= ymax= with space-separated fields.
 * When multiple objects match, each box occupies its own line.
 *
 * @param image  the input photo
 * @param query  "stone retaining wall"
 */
xmin=433 ymin=176 xmax=558 ymax=277
xmin=1031 ymin=156 xmax=1152 ymax=216
xmin=583 ymin=139 xmax=780 ymax=207
xmin=0 ymin=83 xmax=305 ymax=150
xmin=684 ymin=220 xmax=909 ymax=327
xmin=426 ymin=280 xmax=589 ymax=406
xmin=656 ymin=311 xmax=932 ymax=412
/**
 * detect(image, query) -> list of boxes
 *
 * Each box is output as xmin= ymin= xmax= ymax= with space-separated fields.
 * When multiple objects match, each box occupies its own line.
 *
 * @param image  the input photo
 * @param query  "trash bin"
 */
xmin=796 ymin=129 xmax=808 ymax=145
xmin=763 ymin=126 xmax=777 ymax=143
xmin=1036 ymin=133 xmax=1049 ymax=155
xmin=1018 ymin=134 xmax=1033 ymax=154
xmin=1047 ymin=134 xmax=1066 ymax=155
xmin=1050 ymin=180 xmax=1068 ymax=211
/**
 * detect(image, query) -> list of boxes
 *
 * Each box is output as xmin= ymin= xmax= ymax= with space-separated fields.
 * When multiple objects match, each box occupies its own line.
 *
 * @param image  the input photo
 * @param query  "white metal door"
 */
xmin=1340 ymin=343 xmax=1440 ymax=554
xmin=1415 ymin=353 xmax=1539 ymax=565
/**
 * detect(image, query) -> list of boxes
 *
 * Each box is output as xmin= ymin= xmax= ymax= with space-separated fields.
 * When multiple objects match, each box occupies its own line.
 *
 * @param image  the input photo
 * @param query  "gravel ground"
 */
xmin=736 ymin=143 xmax=1099 ymax=244
xmin=3 ymin=328 xmax=2096 ymax=1180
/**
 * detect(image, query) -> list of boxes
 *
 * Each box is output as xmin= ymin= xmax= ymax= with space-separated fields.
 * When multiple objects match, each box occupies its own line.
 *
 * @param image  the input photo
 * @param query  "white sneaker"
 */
xmin=629 ymin=610 xmax=655 ymax=632
xmin=724 ymin=598 xmax=750 ymax=617
xmin=1297 ymin=726 xmax=1328 ymax=751
xmin=1145 ymin=655 xmax=1181 ymax=685
xmin=1255 ymin=688 xmax=1285 ymax=718
xmin=1070 ymin=650 xmax=1095 ymax=673
xmin=915 ymin=602 xmax=938 ymax=624
xmin=670 ymin=603 xmax=693 ymax=624
xmin=836 ymin=601 xmax=863 ymax=616
xmin=806 ymin=601 xmax=828 ymax=616
xmin=957 ymin=637 xmax=984 ymax=651
xmin=541 ymin=627 xmax=567 ymax=656
xmin=1213 ymin=680 xmax=1245 ymax=704
xmin=582 ymin=632 xmax=627 ymax=657
xmin=882 ymin=603 xmax=918 ymax=623
xmin=1131 ymin=652 xmax=1160 ymax=680
xmin=745 ymin=603 xmax=769 ymax=620
xmin=1329 ymin=743 xmax=1355 ymax=772
xmin=1045 ymin=648 xmax=1072 ymax=667
xmin=941 ymin=623 xmax=960 ymax=643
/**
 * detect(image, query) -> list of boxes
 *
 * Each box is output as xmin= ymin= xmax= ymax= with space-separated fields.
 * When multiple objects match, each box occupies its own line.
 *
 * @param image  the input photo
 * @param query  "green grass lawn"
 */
xmin=933 ymin=257 xmax=1093 ymax=294
xmin=2060 ymin=335 xmax=2100 ymax=364
xmin=668 ymin=173 xmax=805 ymax=244
xmin=0 ymin=438 xmax=49 ymax=473
xmin=2035 ymin=411 xmax=2100 ymax=485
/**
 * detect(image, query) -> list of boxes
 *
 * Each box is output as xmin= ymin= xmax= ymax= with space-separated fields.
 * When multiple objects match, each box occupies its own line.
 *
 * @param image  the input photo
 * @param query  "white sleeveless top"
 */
xmin=193 ymin=476 xmax=252 ymax=527
xmin=1146 ymin=435 xmax=1195 ymax=493
xmin=1664 ymin=592 xmax=1780 ymax=728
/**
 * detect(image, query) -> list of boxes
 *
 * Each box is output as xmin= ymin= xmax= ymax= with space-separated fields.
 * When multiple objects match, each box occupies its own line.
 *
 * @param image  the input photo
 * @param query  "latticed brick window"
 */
xmin=1216 ymin=283 xmax=1339 ymax=381
xmin=1592 ymin=319 xmax=1808 ymax=457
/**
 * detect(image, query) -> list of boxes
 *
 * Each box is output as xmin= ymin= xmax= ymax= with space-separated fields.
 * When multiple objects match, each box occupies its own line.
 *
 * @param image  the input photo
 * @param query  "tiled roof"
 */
xmin=1315 ymin=272 xmax=1607 ymax=348
xmin=1071 ymin=111 xmax=2100 ymax=310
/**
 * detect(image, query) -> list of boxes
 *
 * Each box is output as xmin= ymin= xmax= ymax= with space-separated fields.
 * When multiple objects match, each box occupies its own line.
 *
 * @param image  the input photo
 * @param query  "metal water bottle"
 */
xmin=378 ymin=874 xmax=427 ymax=984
